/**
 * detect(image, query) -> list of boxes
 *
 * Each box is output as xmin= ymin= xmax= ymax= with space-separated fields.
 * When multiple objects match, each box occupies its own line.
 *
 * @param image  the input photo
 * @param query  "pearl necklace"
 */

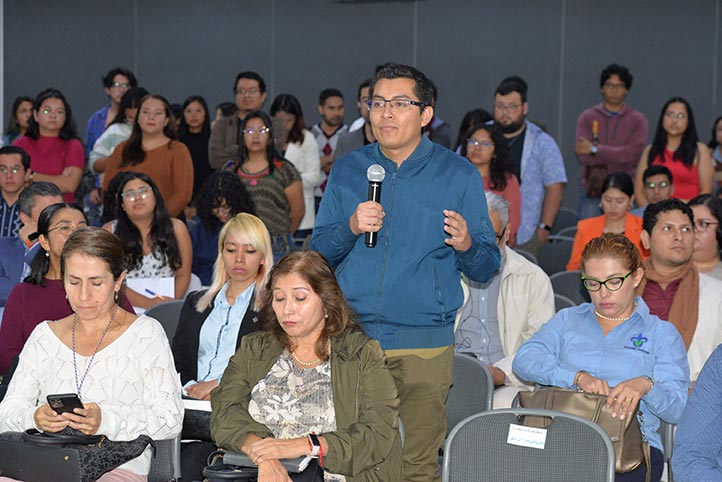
xmin=594 ymin=303 xmax=636 ymax=322
xmin=291 ymin=340 xmax=331 ymax=368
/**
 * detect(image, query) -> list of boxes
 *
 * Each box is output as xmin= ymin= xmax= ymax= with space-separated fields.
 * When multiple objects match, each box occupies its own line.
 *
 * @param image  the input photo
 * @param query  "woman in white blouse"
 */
xmin=0 ymin=227 xmax=183 ymax=481
xmin=270 ymin=94 xmax=324 ymax=240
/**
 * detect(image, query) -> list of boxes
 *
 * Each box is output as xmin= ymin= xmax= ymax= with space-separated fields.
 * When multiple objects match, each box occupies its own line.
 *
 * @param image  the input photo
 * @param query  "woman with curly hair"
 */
xmin=103 ymin=172 xmax=192 ymax=310
xmin=461 ymin=123 xmax=521 ymax=245
xmin=190 ymin=171 xmax=256 ymax=286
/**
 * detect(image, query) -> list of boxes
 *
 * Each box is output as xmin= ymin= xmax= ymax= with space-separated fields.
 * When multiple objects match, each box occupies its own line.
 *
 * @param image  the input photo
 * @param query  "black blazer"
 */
xmin=172 ymin=288 xmax=261 ymax=385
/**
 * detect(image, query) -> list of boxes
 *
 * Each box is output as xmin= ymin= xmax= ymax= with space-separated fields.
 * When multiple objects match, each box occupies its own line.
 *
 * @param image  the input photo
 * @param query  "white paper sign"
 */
xmin=507 ymin=423 xmax=547 ymax=450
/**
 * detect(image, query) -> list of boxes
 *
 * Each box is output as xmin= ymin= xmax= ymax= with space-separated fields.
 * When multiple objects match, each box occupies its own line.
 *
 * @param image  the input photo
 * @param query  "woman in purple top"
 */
xmin=0 ymin=203 xmax=133 ymax=374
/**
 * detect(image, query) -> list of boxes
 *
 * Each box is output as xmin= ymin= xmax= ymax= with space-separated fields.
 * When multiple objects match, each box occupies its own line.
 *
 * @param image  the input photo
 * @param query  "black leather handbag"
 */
xmin=0 ymin=427 xmax=155 ymax=482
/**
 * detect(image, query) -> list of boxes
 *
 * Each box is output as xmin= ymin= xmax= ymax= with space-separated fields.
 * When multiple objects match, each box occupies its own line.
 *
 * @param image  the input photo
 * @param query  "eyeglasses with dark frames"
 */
xmin=581 ymin=271 xmax=634 ymax=292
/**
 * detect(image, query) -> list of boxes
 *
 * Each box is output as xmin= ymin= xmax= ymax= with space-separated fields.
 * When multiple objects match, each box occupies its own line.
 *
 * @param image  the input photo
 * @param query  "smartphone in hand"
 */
xmin=47 ymin=393 xmax=84 ymax=414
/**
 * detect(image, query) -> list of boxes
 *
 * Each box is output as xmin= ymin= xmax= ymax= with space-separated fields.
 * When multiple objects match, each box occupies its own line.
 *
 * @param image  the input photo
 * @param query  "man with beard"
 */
xmin=493 ymin=76 xmax=567 ymax=255
xmin=574 ymin=64 xmax=649 ymax=220
xmin=312 ymin=88 xmax=348 ymax=175
xmin=639 ymin=198 xmax=722 ymax=384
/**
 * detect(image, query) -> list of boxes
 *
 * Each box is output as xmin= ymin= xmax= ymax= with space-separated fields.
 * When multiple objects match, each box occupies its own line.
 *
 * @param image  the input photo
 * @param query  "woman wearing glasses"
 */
xmin=635 ymin=97 xmax=713 ymax=205
xmin=461 ymin=123 xmax=520 ymax=245
xmin=12 ymin=89 xmax=85 ymax=203
xmin=103 ymin=172 xmax=192 ymax=311
xmin=0 ymin=203 xmax=134 ymax=374
xmin=567 ymin=172 xmax=646 ymax=270
xmin=513 ymin=233 xmax=689 ymax=482
xmin=226 ymin=111 xmax=303 ymax=261
xmin=688 ymin=194 xmax=722 ymax=280
xmin=102 ymin=94 xmax=194 ymax=217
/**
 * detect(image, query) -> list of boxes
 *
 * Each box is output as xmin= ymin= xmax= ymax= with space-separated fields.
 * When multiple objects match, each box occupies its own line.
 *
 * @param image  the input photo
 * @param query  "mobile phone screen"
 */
xmin=47 ymin=393 xmax=84 ymax=414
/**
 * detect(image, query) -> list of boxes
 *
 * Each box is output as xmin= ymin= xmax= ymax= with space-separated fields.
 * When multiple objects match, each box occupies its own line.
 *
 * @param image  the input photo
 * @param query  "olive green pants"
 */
xmin=386 ymin=345 xmax=454 ymax=482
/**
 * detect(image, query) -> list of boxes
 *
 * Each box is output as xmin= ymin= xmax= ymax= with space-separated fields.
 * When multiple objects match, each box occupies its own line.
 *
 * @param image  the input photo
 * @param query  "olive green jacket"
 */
xmin=210 ymin=330 xmax=402 ymax=481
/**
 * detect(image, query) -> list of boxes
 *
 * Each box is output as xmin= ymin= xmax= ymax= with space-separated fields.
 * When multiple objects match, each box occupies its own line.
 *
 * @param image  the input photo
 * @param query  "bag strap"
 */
xmin=22 ymin=428 xmax=103 ymax=446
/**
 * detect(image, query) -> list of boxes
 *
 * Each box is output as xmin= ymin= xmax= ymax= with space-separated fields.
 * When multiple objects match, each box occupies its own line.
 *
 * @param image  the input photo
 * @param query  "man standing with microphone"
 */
xmin=312 ymin=63 xmax=500 ymax=481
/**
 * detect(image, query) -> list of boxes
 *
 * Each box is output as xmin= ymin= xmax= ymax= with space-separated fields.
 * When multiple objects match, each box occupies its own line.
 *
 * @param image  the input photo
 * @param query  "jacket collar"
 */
xmin=372 ymin=135 xmax=435 ymax=175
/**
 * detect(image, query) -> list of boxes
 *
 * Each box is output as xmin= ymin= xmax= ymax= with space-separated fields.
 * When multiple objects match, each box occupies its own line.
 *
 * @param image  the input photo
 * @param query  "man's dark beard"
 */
xmin=498 ymin=118 xmax=525 ymax=134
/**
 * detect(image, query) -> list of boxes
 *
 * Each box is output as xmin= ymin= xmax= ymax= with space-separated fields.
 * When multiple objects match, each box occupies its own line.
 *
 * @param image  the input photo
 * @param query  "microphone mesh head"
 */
xmin=367 ymin=164 xmax=386 ymax=183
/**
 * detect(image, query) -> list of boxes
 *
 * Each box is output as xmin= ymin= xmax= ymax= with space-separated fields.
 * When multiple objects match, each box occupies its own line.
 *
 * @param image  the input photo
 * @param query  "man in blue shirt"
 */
xmin=0 ymin=146 xmax=30 ymax=238
xmin=312 ymin=63 xmax=500 ymax=482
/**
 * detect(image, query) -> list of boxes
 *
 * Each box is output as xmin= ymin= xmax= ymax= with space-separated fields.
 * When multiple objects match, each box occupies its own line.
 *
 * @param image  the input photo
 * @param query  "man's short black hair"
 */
xmin=233 ymin=71 xmax=266 ymax=94
xmin=101 ymin=67 xmax=138 ymax=89
xmin=643 ymin=198 xmax=694 ymax=234
xmin=319 ymin=88 xmax=344 ymax=106
xmin=600 ymin=64 xmax=633 ymax=90
xmin=357 ymin=79 xmax=372 ymax=101
xmin=369 ymin=63 xmax=434 ymax=107
xmin=642 ymin=165 xmax=674 ymax=184
xmin=0 ymin=145 xmax=31 ymax=170
xmin=495 ymin=75 xmax=528 ymax=103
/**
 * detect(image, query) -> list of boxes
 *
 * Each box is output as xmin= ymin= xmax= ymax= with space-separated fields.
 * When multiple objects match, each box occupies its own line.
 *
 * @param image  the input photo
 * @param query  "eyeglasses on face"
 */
xmin=467 ymin=138 xmax=494 ymax=149
xmin=695 ymin=220 xmax=720 ymax=232
xmin=495 ymin=225 xmax=507 ymax=244
xmin=243 ymin=127 xmax=271 ymax=135
xmin=664 ymin=111 xmax=688 ymax=120
xmin=581 ymin=270 xmax=633 ymax=292
xmin=235 ymin=88 xmax=260 ymax=96
xmin=366 ymin=98 xmax=425 ymax=112
xmin=111 ymin=82 xmax=130 ymax=89
xmin=48 ymin=222 xmax=88 ymax=237
xmin=0 ymin=165 xmax=23 ymax=175
xmin=121 ymin=186 xmax=152 ymax=201
xmin=493 ymin=103 xmax=522 ymax=113
xmin=40 ymin=108 xmax=66 ymax=116
xmin=645 ymin=180 xmax=670 ymax=190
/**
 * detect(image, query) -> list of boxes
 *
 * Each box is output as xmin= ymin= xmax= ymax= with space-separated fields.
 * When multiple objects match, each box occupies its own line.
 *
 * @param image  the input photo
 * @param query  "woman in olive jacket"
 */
xmin=211 ymin=251 xmax=402 ymax=482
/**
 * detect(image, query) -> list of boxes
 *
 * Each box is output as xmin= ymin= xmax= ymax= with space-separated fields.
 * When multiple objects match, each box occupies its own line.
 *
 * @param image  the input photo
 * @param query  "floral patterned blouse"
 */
xmin=249 ymin=351 xmax=345 ymax=481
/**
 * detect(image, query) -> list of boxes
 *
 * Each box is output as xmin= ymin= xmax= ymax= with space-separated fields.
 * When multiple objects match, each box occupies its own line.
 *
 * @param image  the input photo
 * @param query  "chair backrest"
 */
xmin=443 ymin=408 xmax=615 ymax=482
xmin=550 ymin=270 xmax=591 ymax=305
xmin=555 ymin=225 xmax=578 ymax=238
xmin=537 ymin=236 xmax=574 ymax=275
xmin=554 ymin=293 xmax=577 ymax=312
xmin=659 ymin=420 xmax=677 ymax=482
xmin=512 ymin=248 xmax=538 ymax=265
xmin=551 ymin=207 xmax=578 ymax=234
xmin=145 ymin=300 xmax=185 ymax=341
xmin=148 ymin=436 xmax=182 ymax=482
xmin=446 ymin=354 xmax=494 ymax=436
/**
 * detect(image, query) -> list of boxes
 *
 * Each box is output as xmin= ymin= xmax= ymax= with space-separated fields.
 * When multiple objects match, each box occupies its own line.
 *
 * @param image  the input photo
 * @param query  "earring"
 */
xmin=114 ymin=291 xmax=120 ymax=303
xmin=45 ymin=251 xmax=49 ymax=258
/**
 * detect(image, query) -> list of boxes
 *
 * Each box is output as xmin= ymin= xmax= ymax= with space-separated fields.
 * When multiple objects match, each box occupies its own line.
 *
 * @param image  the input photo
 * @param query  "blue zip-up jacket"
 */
xmin=311 ymin=136 xmax=500 ymax=350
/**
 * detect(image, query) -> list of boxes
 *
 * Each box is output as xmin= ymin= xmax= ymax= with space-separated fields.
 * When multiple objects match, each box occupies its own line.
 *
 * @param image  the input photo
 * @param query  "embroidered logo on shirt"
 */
xmin=630 ymin=333 xmax=648 ymax=348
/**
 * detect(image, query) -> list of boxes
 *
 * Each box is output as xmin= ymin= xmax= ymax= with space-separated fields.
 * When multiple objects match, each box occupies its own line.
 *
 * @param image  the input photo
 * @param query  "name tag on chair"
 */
xmin=507 ymin=424 xmax=547 ymax=449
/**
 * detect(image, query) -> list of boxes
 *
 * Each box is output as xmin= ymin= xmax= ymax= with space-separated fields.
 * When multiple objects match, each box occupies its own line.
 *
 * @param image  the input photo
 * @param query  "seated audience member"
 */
xmin=0 ymin=203 xmax=133 ymax=374
xmin=0 ymin=227 xmax=182 ymax=481
xmin=1 ymin=96 xmax=33 ymax=146
xmin=102 ymin=94 xmax=194 ymax=217
xmin=672 ymin=344 xmax=722 ymax=480
xmin=630 ymin=165 xmax=674 ymax=217
xmin=462 ymin=124 xmax=521 ymax=245
xmin=311 ymin=88 xmax=348 ymax=177
xmin=84 ymin=66 xmax=138 ymax=156
xmin=89 ymin=87 xmax=148 ymax=175
xmin=13 ymin=88 xmax=84 ymax=203
xmin=103 ymin=172 xmax=192 ymax=310
xmin=710 ymin=115 xmax=722 ymax=167
xmin=422 ymin=82 xmax=452 ymax=148
xmin=334 ymin=79 xmax=376 ymax=161
xmin=226 ymin=111 xmax=303 ymax=261
xmin=574 ymin=63 xmax=648 ymax=220
xmin=513 ymin=233 xmax=689 ymax=482
xmin=688 ymin=194 xmax=722 ymax=280
xmin=0 ymin=182 xmax=62 ymax=310
xmin=178 ymin=95 xmax=214 ymax=202
xmin=173 ymin=213 xmax=272 ymax=480
xmin=0 ymin=146 xmax=30 ymax=238
xmin=635 ymin=97 xmax=713 ymax=205
xmin=454 ymin=192 xmax=554 ymax=407
xmin=567 ymin=172 xmax=645 ymax=270
xmin=212 ymin=102 xmax=238 ymax=130
xmin=270 ymin=93 xmax=324 ymax=240
xmin=211 ymin=251 xmax=402 ymax=482
xmin=639 ymin=198 xmax=722 ymax=382
xmin=209 ymin=71 xmax=285 ymax=169
xmin=453 ymin=108 xmax=493 ymax=153
xmin=190 ymin=171 xmax=256 ymax=287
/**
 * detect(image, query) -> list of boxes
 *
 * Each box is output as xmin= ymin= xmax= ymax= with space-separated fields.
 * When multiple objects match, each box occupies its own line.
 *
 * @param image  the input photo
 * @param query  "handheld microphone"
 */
xmin=365 ymin=164 xmax=386 ymax=248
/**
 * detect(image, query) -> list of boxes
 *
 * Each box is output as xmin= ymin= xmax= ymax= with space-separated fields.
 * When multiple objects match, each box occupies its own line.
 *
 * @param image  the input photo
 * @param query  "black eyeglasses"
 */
xmin=581 ymin=271 xmax=633 ymax=292
xmin=366 ymin=98 xmax=425 ymax=112
xmin=495 ymin=225 xmax=507 ymax=243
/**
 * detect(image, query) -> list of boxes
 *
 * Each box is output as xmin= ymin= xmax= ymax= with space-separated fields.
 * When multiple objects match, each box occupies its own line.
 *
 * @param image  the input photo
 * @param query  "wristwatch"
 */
xmin=591 ymin=144 xmax=599 ymax=156
xmin=308 ymin=433 xmax=321 ymax=457
xmin=538 ymin=223 xmax=552 ymax=232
